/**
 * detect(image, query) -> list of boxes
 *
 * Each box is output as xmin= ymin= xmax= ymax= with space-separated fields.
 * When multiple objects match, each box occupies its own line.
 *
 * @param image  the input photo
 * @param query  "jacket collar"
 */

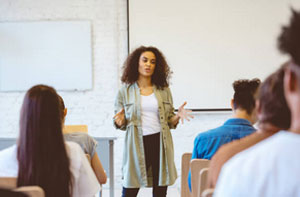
xmin=223 ymin=118 xmax=252 ymax=126
xmin=133 ymin=82 xmax=158 ymax=91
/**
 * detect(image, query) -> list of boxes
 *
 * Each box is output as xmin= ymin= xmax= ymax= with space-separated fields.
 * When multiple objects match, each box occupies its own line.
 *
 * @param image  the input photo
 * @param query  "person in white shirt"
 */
xmin=0 ymin=85 xmax=99 ymax=197
xmin=59 ymin=95 xmax=107 ymax=185
xmin=214 ymin=9 xmax=300 ymax=197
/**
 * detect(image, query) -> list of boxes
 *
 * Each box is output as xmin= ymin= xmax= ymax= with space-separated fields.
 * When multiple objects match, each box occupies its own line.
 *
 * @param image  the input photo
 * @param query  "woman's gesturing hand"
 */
xmin=177 ymin=102 xmax=194 ymax=124
xmin=114 ymin=108 xmax=125 ymax=127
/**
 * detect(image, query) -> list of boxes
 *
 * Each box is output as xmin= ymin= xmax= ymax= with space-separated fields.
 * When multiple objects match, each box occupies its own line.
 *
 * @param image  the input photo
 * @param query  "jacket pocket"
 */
xmin=162 ymin=101 xmax=172 ymax=118
xmin=163 ymin=101 xmax=171 ymax=112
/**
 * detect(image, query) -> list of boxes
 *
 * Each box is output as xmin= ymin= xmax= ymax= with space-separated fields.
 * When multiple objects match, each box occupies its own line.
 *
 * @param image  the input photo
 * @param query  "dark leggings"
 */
xmin=122 ymin=132 xmax=168 ymax=197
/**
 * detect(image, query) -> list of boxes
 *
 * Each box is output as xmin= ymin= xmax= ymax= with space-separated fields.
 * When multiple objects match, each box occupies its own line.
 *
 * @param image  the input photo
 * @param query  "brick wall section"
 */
xmin=0 ymin=0 xmax=232 ymax=189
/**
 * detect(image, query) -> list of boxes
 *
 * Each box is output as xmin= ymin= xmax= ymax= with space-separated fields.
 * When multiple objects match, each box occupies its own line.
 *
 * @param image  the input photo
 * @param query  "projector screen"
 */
xmin=128 ymin=0 xmax=299 ymax=109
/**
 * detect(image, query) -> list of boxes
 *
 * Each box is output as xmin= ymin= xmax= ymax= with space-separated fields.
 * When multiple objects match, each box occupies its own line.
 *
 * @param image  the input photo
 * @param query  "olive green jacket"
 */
xmin=114 ymin=83 xmax=178 ymax=188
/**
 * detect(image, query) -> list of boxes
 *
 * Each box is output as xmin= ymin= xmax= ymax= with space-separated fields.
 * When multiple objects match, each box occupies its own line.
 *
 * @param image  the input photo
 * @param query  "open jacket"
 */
xmin=114 ymin=82 xmax=178 ymax=188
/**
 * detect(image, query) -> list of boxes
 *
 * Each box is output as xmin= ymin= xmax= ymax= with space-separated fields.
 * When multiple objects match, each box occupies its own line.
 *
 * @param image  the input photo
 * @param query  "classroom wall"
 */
xmin=0 ymin=0 xmax=232 ymax=189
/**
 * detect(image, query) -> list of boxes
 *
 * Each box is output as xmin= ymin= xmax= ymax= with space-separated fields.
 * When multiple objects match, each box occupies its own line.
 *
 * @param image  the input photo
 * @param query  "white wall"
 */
xmin=0 ymin=0 xmax=232 ymax=189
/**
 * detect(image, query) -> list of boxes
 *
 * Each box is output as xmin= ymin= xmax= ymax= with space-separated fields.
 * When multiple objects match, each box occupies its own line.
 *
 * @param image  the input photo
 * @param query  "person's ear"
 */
xmin=230 ymin=99 xmax=234 ymax=110
xmin=64 ymin=108 xmax=68 ymax=118
xmin=256 ymin=100 xmax=261 ymax=118
xmin=284 ymin=67 xmax=298 ymax=95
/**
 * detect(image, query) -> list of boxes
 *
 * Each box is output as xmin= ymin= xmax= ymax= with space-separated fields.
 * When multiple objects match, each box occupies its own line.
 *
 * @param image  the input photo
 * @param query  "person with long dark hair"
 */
xmin=114 ymin=46 xmax=193 ymax=197
xmin=0 ymin=85 xmax=99 ymax=197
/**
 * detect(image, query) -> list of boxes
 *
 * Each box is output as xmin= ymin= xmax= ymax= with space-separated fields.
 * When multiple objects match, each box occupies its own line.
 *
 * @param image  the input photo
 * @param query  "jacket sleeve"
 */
xmin=166 ymin=87 xmax=178 ymax=129
xmin=113 ymin=87 xmax=127 ymax=131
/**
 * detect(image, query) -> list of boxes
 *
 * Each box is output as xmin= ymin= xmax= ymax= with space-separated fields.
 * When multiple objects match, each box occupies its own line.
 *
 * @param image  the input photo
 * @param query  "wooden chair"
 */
xmin=63 ymin=125 xmax=88 ymax=134
xmin=0 ymin=177 xmax=17 ymax=189
xmin=201 ymin=188 xmax=214 ymax=197
xmin=15 ymin=186 xmax=45 ymax=197
xmin=0 ymin=155 xmax=101 ymax=197
xmin=181 ymin=152 xmax=192 ymax=197
xmin=0 ymin=177 xmax=45 ymax=197
xmin=197 ymin=168 xmax=209 ymax=197
xmin=190 ymin=159 xmax=210 ymax=197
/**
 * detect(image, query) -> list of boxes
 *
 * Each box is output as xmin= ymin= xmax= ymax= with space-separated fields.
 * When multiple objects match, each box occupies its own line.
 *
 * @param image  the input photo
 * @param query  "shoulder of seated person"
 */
xmin=65 ymin=142 xmax=86 ymax=166
xmin=64 ymin=132 xmax=88 ymax=137
xmin=66 ymin=141 xmax=82 ymax=150
xmin=195 ymin=128 xmax=225 ymax=140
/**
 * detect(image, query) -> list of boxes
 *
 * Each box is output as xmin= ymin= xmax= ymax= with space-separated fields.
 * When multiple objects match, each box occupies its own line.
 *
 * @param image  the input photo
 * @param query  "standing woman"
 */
xmin=114 ymin=46 xmax=193 ymax=197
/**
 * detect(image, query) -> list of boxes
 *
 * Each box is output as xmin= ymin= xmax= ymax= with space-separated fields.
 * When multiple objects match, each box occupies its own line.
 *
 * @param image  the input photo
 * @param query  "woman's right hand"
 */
xmin=114 ymin=108 xmax=125 ymax=127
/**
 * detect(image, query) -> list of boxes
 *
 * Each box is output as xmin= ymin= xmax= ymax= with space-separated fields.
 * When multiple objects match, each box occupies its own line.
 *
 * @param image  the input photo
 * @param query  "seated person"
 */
xmin=214 ymin=9 xmax=300 ymax=197
xmin=58 ymin=95 xmax=107 ymax=184
xmin=207 ymin=64 xmax=290 ymax=188
xmin=0 ymin=85 xmax=100 ymax=197
xmin=188 ymin=78 xmax=260 ymax=191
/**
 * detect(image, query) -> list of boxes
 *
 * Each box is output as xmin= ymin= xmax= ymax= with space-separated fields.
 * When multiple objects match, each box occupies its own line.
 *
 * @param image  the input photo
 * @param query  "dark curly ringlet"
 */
xmin=258 ymin=64 xmax=290 ymax=129
xmin=233 ymin=78 xmax=261 ymax=115
xmin=278 ymin=9 xmax=300 ymax=66
xmin=121 ymin=46 xmax=172 ymax=89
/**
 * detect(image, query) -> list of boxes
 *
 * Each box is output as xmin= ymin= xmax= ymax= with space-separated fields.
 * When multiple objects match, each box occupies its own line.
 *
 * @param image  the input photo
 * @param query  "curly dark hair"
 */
xmin=258 ymin=64 xmax=290 ymax=129
xmin=233 ymin=78 xmax=261 ymax=114
xmin=278 ymin=9 xmax=300 ymax=66
xmin=121 ymin=46 xmax=172 ymax=89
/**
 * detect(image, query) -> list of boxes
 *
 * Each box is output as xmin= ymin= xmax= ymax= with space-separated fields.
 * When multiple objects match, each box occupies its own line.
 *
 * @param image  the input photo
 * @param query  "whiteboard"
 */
xmin=129 ymin=0 xmax=300 ymax=109
xmin=0 ymin=21 xmax=92 ymax=91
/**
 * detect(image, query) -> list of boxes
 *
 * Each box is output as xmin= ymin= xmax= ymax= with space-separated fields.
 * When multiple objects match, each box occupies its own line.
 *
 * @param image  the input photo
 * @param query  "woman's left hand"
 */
xmin=177 ymin=102 xmax=194 ymax=124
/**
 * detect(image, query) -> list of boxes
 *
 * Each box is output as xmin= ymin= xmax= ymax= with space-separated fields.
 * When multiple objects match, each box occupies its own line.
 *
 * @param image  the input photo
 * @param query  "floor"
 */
xmin=102 ymin=187 xmax=180 ymax=197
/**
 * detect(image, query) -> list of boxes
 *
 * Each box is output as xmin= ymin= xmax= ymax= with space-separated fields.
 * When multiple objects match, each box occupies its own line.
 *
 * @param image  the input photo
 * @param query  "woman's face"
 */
xmin=138 ymin=51 xmax=156 ymax=78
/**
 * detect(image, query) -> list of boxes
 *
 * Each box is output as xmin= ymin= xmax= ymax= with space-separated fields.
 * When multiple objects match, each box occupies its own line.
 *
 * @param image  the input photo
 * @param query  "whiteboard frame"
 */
xmin=0 ymin=20 xmax=93 ymax=92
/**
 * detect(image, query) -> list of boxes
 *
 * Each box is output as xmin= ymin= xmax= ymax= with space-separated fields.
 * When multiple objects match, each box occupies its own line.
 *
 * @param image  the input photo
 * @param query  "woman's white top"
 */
xmin=0 ymin=141 xmax=100 ymax=197
xmin=141 ymin=93 xmax=161 ymax=136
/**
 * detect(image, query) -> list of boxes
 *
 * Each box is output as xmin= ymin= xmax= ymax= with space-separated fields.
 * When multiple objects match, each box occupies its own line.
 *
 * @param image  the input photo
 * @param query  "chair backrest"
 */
xmin=0 ymin=177 xmax=17 ymax=189
xmin=63 ymin=125 xmax=88 ymax=134
xmin=0 ymin=188 xmax=28 ymax=197
xmin=197 ymin=168 xmax=209 ymax=197
xmin=190 ymin=159 xmax=210 ymax=197
xmin=201 ymin=188 xmax=214 ymax=197
xmin=181 ymin=152 xmax=192 ymax=197
xmin=14 ymin=186 xmax=45 ymax=197
xmin=0 ymin=177 xmax=44 ymax=197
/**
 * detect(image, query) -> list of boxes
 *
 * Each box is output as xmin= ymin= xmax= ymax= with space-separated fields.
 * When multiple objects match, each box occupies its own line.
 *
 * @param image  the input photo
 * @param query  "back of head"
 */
xmin=258 ymin=65 xmax=291 ymax=129
xmin=17 ymin=85 xmax=72 ymax=197
xmin=233 ymin=78 xmax=261 ymax=114
xmin=278 ymin=9 xmax=300 ymax=66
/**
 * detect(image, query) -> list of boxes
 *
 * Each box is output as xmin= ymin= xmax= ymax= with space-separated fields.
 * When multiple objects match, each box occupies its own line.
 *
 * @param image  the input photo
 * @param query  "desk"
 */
xmin=93 ymin=137 xmax=117 ymax=197
xmin=0 ymin=137 xmax=117 ymax=197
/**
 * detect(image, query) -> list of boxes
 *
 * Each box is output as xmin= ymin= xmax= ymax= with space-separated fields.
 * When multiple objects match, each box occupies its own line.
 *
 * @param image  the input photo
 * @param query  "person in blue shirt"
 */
xmin=188 ymin=78 xmax=260 ymax=191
